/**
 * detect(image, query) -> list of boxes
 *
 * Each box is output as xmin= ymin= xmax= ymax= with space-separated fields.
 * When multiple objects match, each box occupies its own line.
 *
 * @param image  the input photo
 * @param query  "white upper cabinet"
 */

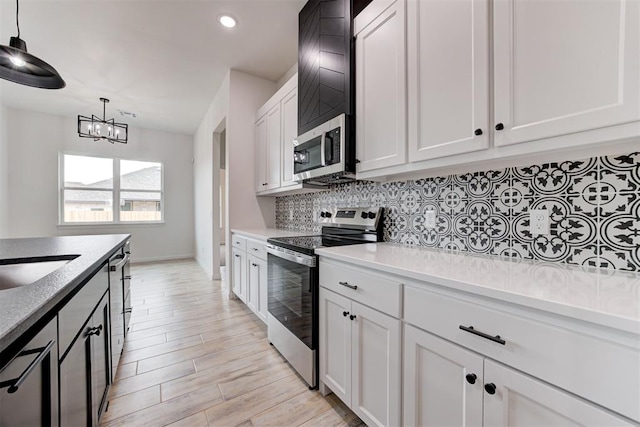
xmin=255 ymin=116 xmax=268 ymax=192
xmin=493 ymin=0 xmax=640 ymax=146
xmin=355 ymin=0 xmax=407 ymax=173
xmin=407 ymin=0 xmax=489 ymax=161
xmin=266 ymin=104 xmax=282 ymax=190
xmin=280 ymin=87 xmax=298 ymax=188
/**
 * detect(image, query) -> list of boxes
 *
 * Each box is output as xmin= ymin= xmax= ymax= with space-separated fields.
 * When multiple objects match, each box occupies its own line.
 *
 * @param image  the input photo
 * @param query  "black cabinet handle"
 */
xmin=234 ymin=254 xmax=240 ymax=258
xmin=459 ymin=325 xmax=506 ymax=345
xmin=121 ymin=275 xmax=132 ymax=281
xmin=123 ymin=308 xmax=133 ymax=314
xmin=86 ymin=324 xmax=103 ymax=337
xmin=474 ymin=129 xmax=483 ymax=136
xmin=349 ymin=314 xmax=356 ymax=320
xmin=495 ymin=123 xmax=504 ymax=131
xmin=343 ymin=311 xmax=349 ymax=317
xmin=339 ymin=281 xmax=357 ymax=290
xmin=0 ymin=340 xmax=55 ymax=394
xmin=252 ymin=263 xmax=258 ymax=267
xmin=466 ymin=373 xmax=477 ymax=384
xmin=485 ymin=383 xmax=497 ymax=395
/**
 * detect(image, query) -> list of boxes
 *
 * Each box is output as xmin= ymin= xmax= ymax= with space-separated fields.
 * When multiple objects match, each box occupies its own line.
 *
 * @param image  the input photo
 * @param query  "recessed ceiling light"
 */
xmin=218 ymin=15 xmax=236 ymax=28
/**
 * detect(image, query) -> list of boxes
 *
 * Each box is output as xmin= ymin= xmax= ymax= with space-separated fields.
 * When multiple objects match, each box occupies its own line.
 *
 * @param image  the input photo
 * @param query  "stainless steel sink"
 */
xmin=0 ymin=256 xmax=78 ymax=291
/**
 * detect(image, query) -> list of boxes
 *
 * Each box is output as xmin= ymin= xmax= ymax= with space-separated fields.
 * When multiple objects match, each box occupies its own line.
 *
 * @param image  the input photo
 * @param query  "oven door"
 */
xmin=266 ymin=246 xmax=318 ymax=350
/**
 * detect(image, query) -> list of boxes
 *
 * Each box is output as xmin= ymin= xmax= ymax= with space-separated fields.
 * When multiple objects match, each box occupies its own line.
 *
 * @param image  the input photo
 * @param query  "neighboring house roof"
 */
xmin=65 ymin=166 xmax=161 ymax=203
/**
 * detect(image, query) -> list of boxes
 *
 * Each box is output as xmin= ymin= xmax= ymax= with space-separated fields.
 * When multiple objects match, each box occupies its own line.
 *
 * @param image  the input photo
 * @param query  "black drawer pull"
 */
xmin=466 ymin=373 xmax=477 ymax=384
xmin=459 ymin=325 xmax=505 ymax=345
xmin=349 ymin=314 xmax=357 ymax=321
xmin=339 ymin=281 xmax=357 ymax=290
xmin=123 ymin=308 xmax=133 ymax=314
xmin=343 ymin=311 xmax=349 ymax=317
xmin=0 ymin=340 xmax=55 ymax=394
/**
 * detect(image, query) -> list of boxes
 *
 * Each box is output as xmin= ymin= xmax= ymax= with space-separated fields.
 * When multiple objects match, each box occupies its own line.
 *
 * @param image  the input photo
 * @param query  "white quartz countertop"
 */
xmin=231 ymin=228 xmax=309 ymax=241
xmin=315 ymin=243 xmax=640 ymax=335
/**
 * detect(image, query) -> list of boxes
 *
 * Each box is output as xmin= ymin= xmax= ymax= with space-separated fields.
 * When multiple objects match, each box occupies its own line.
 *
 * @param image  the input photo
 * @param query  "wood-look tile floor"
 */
xmin=101 ymin=259 xmax=364 ymax=427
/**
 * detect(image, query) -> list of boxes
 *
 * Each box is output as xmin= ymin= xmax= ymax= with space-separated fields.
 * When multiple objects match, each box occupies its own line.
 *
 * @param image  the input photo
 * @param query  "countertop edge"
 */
xmin=315 ymin=246 xmax=640 ymax=336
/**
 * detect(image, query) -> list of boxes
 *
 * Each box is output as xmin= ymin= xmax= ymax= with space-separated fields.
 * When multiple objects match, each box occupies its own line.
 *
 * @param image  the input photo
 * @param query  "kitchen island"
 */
xmin=0 ymin=234 xmax=130 ymax=353
xmin=0 ymin=234 xmax=130 ymax=426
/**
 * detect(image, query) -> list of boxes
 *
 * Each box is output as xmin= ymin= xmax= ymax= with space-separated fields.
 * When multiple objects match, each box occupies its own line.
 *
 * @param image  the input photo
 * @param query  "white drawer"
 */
xmin=58 ymin=263 xmax=109 ymax=356
xmin=404 ymin=284 xmax=640 ymax=422
xmin=231 ymin=235 xmax=246 ymax=251
xmin=319 ymin=259 xmax=402 ymax=318
xmin=246 ymin=239 xmax=267 ymax=261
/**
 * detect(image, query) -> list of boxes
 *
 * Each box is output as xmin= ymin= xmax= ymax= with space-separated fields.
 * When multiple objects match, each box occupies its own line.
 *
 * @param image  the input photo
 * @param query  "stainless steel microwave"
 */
xmin=292 ymin=113 xmax=355 ymax=184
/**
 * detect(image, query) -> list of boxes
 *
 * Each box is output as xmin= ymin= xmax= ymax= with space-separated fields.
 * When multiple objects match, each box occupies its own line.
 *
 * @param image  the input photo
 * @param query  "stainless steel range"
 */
xmin=265 ymin=207 xmax=384 ymax=389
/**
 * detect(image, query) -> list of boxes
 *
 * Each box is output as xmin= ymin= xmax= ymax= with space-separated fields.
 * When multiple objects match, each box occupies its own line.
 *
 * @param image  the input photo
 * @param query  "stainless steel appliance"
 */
xmin=293 ymin=113 xmax=355 ymax=185
xmin=266 ymin=207 xmax=383 ymax=388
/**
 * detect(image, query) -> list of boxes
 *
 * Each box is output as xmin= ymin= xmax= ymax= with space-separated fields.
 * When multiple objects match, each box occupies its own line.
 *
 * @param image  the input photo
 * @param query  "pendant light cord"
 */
xmin=15 ymin=0 xmax=21 ymax=38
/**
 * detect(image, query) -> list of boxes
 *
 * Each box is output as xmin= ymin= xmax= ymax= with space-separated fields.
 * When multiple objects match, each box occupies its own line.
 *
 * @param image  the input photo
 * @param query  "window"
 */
xmin=60 ymin=154 xmax=163 ymax=224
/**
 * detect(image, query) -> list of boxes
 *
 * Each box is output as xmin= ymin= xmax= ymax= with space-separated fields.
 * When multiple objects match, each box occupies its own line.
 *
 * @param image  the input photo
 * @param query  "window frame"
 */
xmin=58 ymin=152 xmax=165 ymax=226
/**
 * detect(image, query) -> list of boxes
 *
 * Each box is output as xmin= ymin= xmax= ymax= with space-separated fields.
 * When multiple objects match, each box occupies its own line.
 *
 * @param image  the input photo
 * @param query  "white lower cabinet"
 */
xmin=319 ymin=287 xmax=401 ymax=427
xmin=483 ymin=359 xmax=633 ymax=427
xmin=318 ymin=256 xmax=639 ymax=426
xmin=231 ymin=233 xmax=269 ymax=324
xmin=231 ymin=247 xmax=246 ymax=303
xmin=403 ymin=324 xmax=483 ymax=427
xmin=404 ymin=325 xmax=634 ymax=427
xmin=247 ymin=254 xmax=267 ymax=323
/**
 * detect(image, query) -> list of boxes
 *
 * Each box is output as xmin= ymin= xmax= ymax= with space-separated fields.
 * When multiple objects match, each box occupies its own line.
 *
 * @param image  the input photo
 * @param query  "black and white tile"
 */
xmin=275 ymin=151 xmax=640 ymax=272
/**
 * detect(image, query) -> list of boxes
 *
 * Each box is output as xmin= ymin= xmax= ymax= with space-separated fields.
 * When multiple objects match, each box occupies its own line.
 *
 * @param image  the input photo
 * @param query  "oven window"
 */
xmin=267 ymin=253 xmax=316 ymax=349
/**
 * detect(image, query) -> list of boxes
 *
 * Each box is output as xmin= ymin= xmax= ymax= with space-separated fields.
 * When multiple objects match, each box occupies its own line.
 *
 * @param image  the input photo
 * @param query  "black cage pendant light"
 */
xmin=0 ymin=0 xmax=65 ymax=89
xmin=78 ymin=98 xmax=128 ymax=144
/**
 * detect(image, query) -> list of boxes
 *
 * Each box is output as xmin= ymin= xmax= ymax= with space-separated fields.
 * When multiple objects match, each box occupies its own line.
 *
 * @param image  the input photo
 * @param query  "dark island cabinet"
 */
xmin=59 ymin=262 xmax=111 ymax=426
xmin=0 ymin=316 xmax=59 ymax=427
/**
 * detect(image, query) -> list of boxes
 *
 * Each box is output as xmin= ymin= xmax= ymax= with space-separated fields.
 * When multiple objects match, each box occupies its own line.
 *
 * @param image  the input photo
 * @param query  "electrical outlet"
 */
xmin=425 ymin=210 xmax=436 ymax=229
xmin=530 ymin=209 xmax=550 ymax=235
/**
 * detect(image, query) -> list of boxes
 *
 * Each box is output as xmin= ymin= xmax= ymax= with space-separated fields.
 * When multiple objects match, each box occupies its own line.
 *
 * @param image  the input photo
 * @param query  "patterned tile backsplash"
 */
xmin=275 ymin=152 xmax=640 ymax=272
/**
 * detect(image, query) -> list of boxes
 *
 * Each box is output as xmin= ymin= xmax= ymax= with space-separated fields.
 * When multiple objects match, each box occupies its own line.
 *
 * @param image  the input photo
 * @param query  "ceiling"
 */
xmin=0 ymin=0 xmax=304 ymax=135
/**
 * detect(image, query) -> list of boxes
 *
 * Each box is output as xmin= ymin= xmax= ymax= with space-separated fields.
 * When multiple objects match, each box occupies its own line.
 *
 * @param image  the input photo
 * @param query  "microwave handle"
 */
xmin=320 ymin=133 xmax=326 ymax=166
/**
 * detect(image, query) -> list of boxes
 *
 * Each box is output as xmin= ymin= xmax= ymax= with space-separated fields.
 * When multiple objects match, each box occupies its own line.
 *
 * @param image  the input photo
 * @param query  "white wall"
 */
xmin=194 ymin=74 xmax=229 ymax=279
xmin=0 ymin=105 xmax=9 ymax=238
xmin=5 ymin=108 xmax=195 ymax=263
xmin=193 ymin=70 xmax=276 ymax=280
xmin=276 ymin=63 xmax=297 ymax=90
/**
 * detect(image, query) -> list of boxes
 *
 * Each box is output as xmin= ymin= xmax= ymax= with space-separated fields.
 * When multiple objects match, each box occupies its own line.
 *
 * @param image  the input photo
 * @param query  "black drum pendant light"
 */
xmin=0 ymin=0 xmax=65 ymax=89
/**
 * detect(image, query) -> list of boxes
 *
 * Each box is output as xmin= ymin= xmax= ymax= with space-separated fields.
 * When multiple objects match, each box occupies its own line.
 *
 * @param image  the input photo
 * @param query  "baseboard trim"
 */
xmin=131 ymin=254 xmax=194 ymax=264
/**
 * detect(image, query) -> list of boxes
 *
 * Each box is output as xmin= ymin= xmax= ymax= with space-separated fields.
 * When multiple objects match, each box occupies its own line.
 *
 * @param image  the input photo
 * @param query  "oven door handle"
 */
xmin=266 ymin=245 xmax=316 ymax=268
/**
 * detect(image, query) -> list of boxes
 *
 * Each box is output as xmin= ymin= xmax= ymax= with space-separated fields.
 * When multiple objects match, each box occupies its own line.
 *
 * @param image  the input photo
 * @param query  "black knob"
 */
xmin=495 ymin=123 xmax=504 ymax=131
xmin=484 ymin=383 xmax=496 ymax=395
xmin=349 ymin=314 xmax=356 ymax=320
xmin=368 ymin=212 xmax=376 ymax=219
xmin=474 ymin=128 xmax=483 ymax=136
xmin=320 ymin=212 xmax=326 ymax=218
xmin=343 ymin=311 xmax=349 ymax=317
xmin=466 ymin=373 xmax=477 ymax=384
xmin=325 ymin=212 xmax=332 ymax=218
xmin=361 ymin=211 xmax=368 ymax=219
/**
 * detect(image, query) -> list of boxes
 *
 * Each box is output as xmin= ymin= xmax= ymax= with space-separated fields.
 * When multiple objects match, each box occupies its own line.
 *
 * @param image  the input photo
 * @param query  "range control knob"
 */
xmin=320 ymin=212 xmax=326 ymax=218
xmin=368 ymin=212 xmax=376 ymax=219
xmin=325 ymin=212 xmax=332 ymax=218
xmin=361 ymin=211 xmax=368 ymax=219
